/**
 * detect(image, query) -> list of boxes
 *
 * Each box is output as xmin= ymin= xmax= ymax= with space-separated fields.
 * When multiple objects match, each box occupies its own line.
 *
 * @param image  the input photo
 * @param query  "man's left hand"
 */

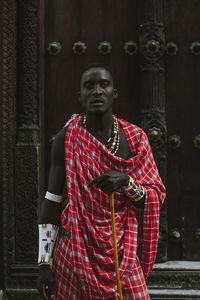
xmin=88 ymin=171 xmax=129 ymax=194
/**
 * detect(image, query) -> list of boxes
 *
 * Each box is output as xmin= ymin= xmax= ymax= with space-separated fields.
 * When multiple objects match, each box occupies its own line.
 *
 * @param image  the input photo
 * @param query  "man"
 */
xmin=37 ymin=64 xmax=166 ymax=299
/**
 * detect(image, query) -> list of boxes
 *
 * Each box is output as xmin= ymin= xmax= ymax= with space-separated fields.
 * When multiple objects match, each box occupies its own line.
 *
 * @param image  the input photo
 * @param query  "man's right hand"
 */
xmin=37 ymin=264 xmax=56 ymax=300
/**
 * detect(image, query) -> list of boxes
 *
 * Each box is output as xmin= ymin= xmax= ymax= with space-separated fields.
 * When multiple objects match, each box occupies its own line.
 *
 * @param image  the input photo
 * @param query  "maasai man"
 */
xmin=37 ymin=64 xmax=166 ymax=300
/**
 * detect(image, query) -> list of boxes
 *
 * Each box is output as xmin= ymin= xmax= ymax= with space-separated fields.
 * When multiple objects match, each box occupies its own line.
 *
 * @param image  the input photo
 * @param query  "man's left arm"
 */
xmin=88 ymin=170 xmax=146 ymax=208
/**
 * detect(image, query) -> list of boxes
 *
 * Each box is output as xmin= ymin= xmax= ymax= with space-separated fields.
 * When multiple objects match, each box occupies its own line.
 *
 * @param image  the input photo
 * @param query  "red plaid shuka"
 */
xmin=53 ymin=114 xmax=166 ymax=299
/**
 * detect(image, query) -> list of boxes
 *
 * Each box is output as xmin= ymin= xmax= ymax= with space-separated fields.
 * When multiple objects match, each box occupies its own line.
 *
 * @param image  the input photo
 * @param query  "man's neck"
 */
xmin=85 ymin=111 xmax=113 ymax=138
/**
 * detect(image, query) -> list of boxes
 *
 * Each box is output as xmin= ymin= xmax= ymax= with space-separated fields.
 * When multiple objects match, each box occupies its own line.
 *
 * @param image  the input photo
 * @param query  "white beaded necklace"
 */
xmin=83 ymin=115 xmax=120 ymax=155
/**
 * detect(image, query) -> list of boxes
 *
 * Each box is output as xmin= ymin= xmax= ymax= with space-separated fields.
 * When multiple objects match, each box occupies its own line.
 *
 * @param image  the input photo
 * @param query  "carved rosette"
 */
xmin=139 ymin=23 xmax=165 ymax=71
xmin=141 ymin=109 xmax=166 ymax=162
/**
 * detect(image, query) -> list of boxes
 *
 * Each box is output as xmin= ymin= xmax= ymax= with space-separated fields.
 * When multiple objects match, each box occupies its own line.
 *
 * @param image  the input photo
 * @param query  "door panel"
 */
xmin=164 ymin=0 xmax=200 ymax=260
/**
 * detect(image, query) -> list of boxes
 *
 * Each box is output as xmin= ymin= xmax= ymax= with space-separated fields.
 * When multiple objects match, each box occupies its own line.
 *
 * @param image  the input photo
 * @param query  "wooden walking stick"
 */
xmin=110 ymin=193 xmax=123 ymax=300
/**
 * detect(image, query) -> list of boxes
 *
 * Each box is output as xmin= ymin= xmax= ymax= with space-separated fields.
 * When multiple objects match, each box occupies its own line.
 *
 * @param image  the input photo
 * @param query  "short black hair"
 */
xmin=79 ymin=63 xmax=114 ymax=87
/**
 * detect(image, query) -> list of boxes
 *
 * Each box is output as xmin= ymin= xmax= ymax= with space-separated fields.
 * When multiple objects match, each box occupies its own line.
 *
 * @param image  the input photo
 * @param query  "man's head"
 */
xmin=79 ymin=64 xmax=118 ymax=115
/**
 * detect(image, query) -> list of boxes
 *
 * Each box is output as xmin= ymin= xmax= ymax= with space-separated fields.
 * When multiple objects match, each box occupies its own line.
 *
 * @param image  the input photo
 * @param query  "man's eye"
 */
xmin=85 ymin=82 xmax=93 ymax=89
xmin=101 ymin=81 xmax=109 ymax=87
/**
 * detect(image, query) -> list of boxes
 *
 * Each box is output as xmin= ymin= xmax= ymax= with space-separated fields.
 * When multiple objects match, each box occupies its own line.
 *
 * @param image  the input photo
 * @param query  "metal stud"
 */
xmin=171 ymin=230 xmax=181 ymax=241
xmin=195 ymin=228 xmax=200 ymax=241
xmin=148 ymin=127 xmax=162 ymax=142
xmin=190 ymin=42 xmax=200 ymax=55
xmin=47 ymin=42 xmax=62 ymax=56
xmin=158 ymin=232 xmax=163 ymax=243
xmin=193 ymin=135 xmax=200 ymax=149
xmin=166 ymin=42 xmax=178 ymax=56
xmin=145 ymin=40 xmax=160 ymax=54
xmin=72 ymin=41 xmax=87 ymax=55
xmin=168 ymin=135 xmax=181 ymax=149
xmin=98 ymin=41 xmax=112 ymax=55
xmin=124 ymin=41 xmax=138 ymax=55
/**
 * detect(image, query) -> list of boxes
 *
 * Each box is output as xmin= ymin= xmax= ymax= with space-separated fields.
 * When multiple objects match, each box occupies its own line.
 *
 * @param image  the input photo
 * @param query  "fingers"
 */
xmin=42 ymin=284 xmax=55 ymax=300
xmin=88 ymin=174 xmax=117 ymax=193
xmin=37 ymin=281 xmax=45 ymax=299
xmin=43 ymin=284 xmax=55 ymax=299
xmin=42 ymin=284 xmax=48 ymax=300
xmin=88 ymin=171 xmax=129 ymax=193
xmin=88 ymin=174 xmax=106 ymax=187
xmin=87 ymin=178 xmax=97 ymax=187
xmin=100 ymin=185 xmax=114 ymax=194
xmin=37 ymin=270 xmax=55 ymax=300
xmin=37 ymin=282 xmax=53 ymax=300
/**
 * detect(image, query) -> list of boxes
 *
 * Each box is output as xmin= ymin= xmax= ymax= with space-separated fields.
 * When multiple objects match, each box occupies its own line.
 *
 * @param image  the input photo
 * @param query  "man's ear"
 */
xmin=78 ymin=91 xmax=81 ymax=102
xmin=113 ymin=89 xmax=118 ymax=99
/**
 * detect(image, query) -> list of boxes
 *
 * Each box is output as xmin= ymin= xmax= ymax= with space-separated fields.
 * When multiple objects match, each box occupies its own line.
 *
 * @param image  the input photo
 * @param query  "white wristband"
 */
xmin=38 ymin=224 xmax=58 ymax=264
xmin=45 ymin=191 xmax=63 ymax=203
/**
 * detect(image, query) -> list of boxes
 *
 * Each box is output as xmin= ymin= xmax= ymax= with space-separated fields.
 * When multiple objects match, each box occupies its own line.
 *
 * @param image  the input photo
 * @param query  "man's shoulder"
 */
xmin=118 ymin=117 xmax=147 ymax=137
xmin=64 ymin=113 xmax=81 ymax=128
xmin=53 ymin=114 xmax=82 ymax=147
xmin=53 ymin=127 xmax=67 ymax=147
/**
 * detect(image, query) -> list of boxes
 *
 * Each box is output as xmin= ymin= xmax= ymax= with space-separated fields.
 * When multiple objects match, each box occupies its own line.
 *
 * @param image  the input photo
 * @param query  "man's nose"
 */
xmin=92 ymin=85 xmax=102 ymax=96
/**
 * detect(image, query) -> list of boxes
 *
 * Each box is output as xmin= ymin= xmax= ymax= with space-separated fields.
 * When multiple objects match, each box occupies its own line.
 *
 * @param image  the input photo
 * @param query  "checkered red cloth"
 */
xmin=53 ymin=237 xmax=150 ymax=299
xmin=56 ymin=114 xmax=165 ymax=299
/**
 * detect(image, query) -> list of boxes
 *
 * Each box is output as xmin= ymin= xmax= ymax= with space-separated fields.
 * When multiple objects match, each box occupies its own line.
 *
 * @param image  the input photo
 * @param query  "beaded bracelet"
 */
xmin=124 ymin=176 xmax=145 ymax=202
xmin=38 ymin=224 xmax=58 ymax=265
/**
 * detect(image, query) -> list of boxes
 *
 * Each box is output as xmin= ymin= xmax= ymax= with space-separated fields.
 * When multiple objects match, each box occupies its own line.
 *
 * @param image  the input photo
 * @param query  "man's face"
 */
xmin=79 ymin=67 xmax=117 ymax=115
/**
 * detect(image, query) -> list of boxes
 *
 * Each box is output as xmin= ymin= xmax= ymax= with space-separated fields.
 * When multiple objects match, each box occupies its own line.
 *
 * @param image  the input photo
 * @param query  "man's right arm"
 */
xmin=37 ymin=126 xmax=67 ymax=300
xmin=39 ymin=126 xmax=67 ymax=225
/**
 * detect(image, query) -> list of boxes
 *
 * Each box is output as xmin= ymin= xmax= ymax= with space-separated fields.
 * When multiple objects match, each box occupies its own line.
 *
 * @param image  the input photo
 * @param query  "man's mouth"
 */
xmin=90 ymin=99 xmax=104 ymax=105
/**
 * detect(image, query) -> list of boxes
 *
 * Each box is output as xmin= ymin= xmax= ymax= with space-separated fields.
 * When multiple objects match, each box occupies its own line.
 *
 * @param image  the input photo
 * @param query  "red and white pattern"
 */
xmin=53 ymin=236 xmax=150 ymax=299
xmin=52 ymin=114 xmax=166 ymax=299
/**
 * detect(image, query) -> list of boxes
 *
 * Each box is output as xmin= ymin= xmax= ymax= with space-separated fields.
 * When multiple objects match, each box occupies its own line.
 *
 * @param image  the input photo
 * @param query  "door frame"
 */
xmin=0 ymin=0 xmax=44 ymax=298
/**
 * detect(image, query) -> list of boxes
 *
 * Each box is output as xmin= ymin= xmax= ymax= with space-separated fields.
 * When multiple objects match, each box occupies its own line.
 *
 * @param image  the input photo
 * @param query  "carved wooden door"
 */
xmin=164 ymin=1 xmax=200 ymax=260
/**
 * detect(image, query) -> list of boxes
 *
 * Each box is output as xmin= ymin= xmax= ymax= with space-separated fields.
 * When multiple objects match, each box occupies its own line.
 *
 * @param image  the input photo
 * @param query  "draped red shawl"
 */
xmin=61 ymin=114 xmax=165 ymax=298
